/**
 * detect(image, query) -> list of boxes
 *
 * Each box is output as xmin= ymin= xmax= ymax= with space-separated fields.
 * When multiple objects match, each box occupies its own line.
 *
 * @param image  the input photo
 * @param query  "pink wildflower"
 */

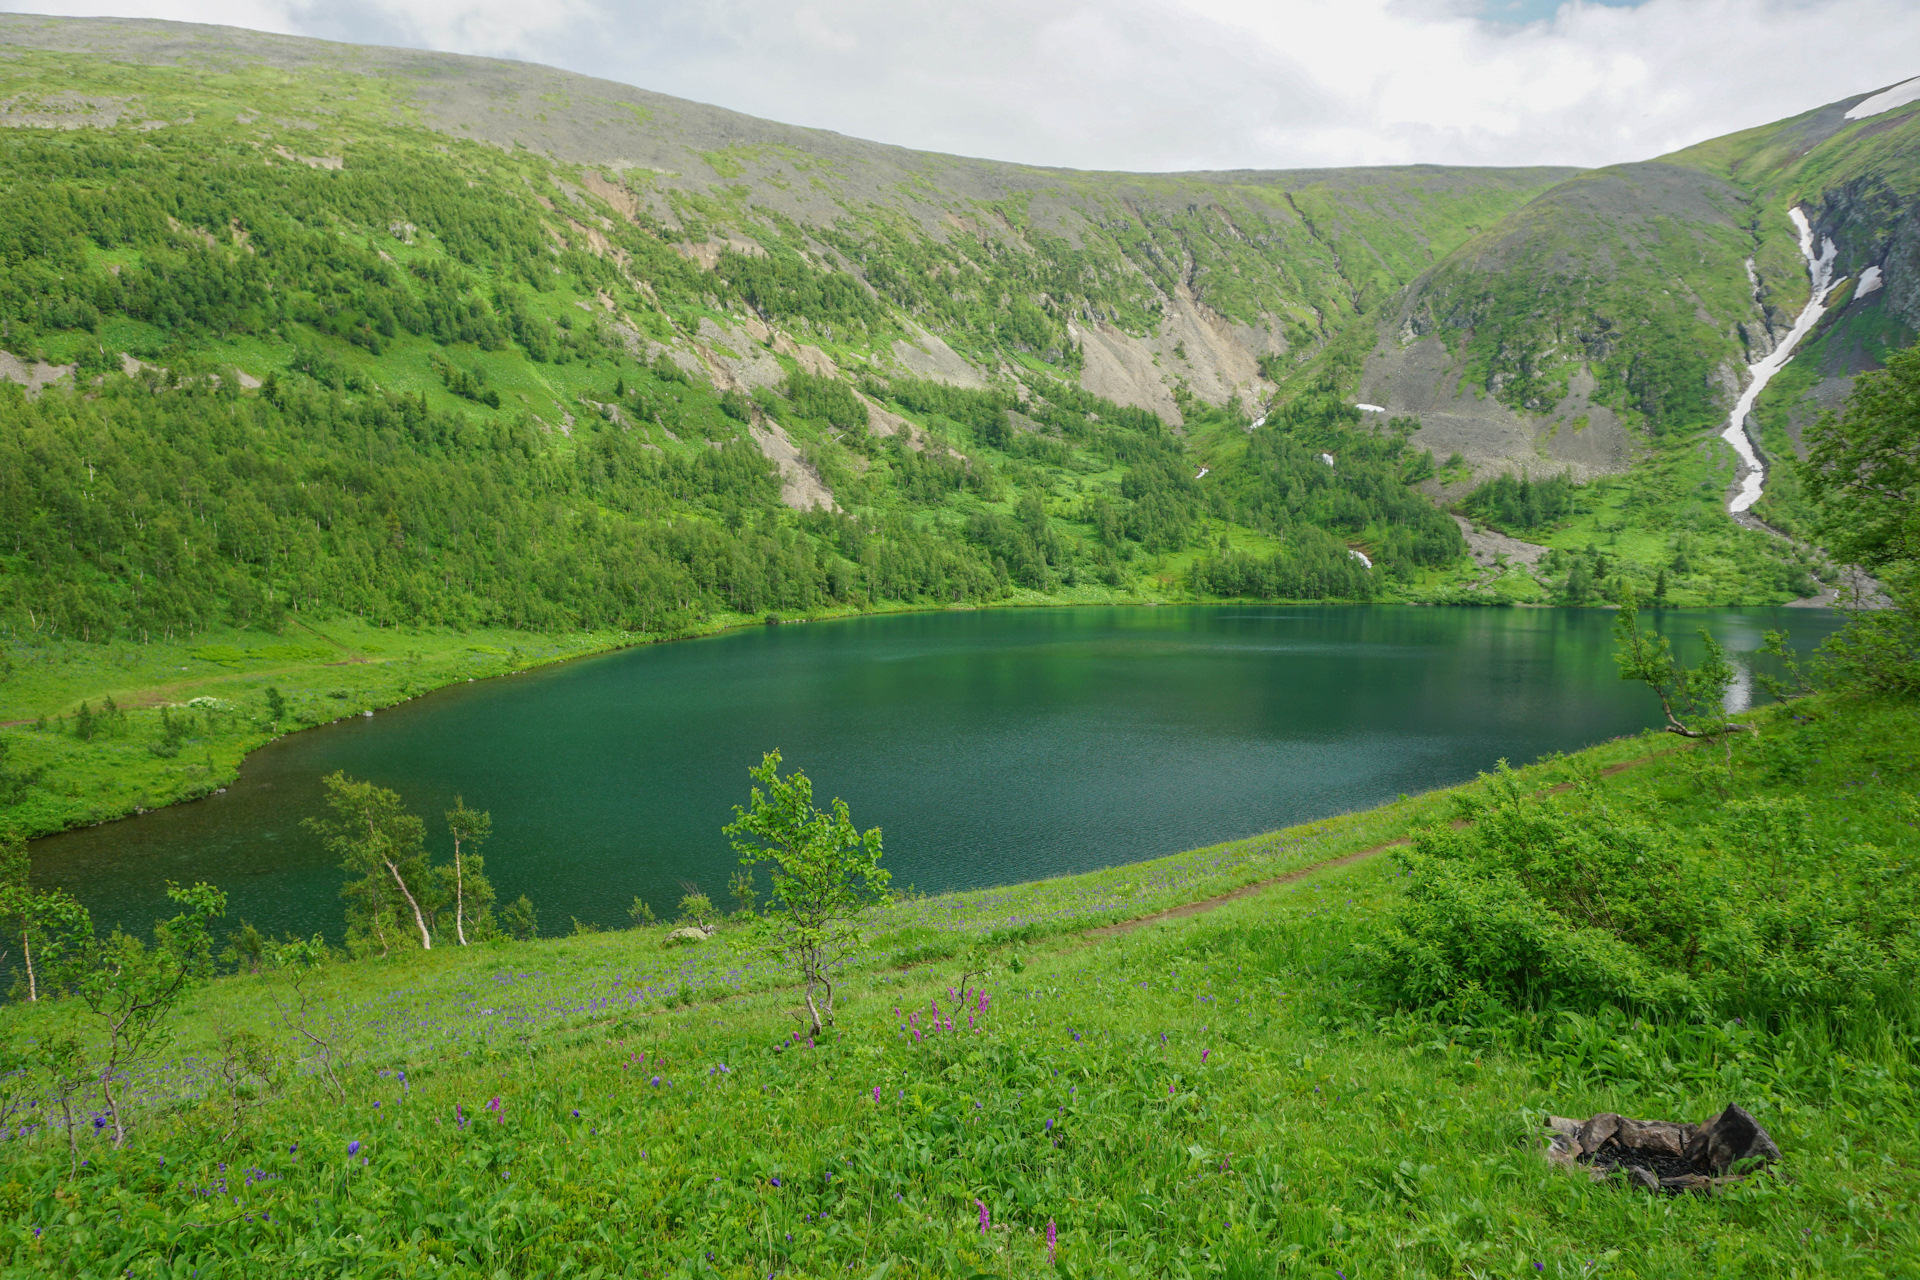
xmin=1047 ymin=1219 xmax=1057 ymax=1264
xmin=977 ymin=1199 xmax=989 ymax=1232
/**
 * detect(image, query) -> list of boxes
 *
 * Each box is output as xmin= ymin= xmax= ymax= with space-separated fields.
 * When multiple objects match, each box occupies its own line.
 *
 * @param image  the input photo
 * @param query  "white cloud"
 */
xmin=5 ymin=0 xmax=1919 ymax=171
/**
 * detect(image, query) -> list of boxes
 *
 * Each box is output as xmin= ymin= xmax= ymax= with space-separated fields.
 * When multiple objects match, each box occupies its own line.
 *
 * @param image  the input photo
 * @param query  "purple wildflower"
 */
xmin=1047 ymin=1219 xmax=1057 ymax=1265
xmin=347 ymin=1140 xmax=361 ymax=1156
xmin=1201 ymin=1049 xmax=1210 ymax=1063
xmin=977 ymin=1199 xmax=989 ymax=1233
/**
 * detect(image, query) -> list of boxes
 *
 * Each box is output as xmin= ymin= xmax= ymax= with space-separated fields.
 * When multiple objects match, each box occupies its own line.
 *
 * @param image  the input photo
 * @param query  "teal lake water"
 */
xmin=32 ymin=605 xmax=1840 ymax=941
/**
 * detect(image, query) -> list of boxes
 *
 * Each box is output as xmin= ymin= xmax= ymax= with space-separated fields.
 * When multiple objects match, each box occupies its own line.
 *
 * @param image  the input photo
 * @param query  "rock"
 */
xmin=1615 ymin=1117 xmax=1694 ymax=1158
xmin=665 ymin=926 xmax=714 ymax=945
xmin=1686 ymin=1103 xmax=1782 ymax=1175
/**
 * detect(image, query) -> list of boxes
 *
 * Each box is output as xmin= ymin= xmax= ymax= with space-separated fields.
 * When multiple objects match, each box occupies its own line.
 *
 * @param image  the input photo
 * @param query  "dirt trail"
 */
xmin=594 ymin=752 xmax=1677 ymax=1030
xmin=1080 ymin=841 xmax=1401 ymax=939
xmin=1080 ymin=753 xmax=1661 ymax=940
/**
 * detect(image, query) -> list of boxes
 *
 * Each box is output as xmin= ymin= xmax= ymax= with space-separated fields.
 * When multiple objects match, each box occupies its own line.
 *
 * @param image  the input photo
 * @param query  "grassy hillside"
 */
xmin=0 ymin=692 xmax=1913 ymax=1275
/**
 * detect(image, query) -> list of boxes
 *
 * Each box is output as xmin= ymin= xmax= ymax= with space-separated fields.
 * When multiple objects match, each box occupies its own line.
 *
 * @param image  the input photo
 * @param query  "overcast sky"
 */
xmin=10 ymin=0 xmax=1920 ymax=171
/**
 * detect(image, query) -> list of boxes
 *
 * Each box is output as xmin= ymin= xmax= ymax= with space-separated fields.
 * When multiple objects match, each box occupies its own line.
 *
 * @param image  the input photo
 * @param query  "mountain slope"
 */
xmin=1362 ymin=89 xmax=1920 ymax=479
xmin=0 ymin=13 xmax=1571 ymax=419
xmin=1343 ymin=79 xmax=1918 ymax=602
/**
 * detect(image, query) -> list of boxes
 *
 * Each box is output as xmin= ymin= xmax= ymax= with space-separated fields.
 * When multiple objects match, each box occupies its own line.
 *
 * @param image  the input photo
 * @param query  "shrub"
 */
xmin=1365 ymin=767 xmax=1920 ymax=1024
xmin=1367 ymin=759 xmax=1920 ymax=1020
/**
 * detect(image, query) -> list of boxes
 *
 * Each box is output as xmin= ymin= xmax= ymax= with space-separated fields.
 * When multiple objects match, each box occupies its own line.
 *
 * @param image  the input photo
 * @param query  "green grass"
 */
xmin=2 ymin=695 xmax=1913 ymax=1275
xmin=0 ymin=620 xmax=640 ymax=837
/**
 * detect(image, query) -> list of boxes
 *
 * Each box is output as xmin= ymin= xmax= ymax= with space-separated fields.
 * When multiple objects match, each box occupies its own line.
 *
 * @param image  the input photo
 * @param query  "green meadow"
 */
xmin=0 ymin=692 xmax=1914 ymax=1277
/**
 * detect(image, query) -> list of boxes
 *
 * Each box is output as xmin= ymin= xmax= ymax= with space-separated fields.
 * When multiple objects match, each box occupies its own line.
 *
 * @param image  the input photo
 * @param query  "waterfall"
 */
xmin=1720 ymin=207 xmax=1839 ymax=515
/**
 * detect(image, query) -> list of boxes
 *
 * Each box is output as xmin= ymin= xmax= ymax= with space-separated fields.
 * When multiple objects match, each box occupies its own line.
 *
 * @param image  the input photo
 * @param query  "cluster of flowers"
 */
xmin=898 ymin=987 xmax=992 ymax=1043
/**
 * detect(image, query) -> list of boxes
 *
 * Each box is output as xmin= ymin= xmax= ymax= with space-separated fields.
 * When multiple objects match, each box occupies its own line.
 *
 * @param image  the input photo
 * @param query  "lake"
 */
xmin=30 ymin=604 xmax=1841 ymax=941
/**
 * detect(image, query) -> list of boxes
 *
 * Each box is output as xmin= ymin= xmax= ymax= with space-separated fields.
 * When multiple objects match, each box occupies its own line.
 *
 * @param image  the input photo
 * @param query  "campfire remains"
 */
xmin=1545 ymin=1104 xmax=1781 ymax=1193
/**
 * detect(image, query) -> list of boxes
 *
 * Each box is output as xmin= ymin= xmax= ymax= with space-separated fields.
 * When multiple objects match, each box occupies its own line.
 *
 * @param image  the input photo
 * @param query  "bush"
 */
xmin=500 ymin=895 xmax=539 ymax=941
xmin=1364 ymin=766 xmax=1920 ymax=1024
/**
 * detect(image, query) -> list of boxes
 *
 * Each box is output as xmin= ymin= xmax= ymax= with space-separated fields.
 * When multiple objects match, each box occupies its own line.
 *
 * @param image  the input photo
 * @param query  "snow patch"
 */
xmin=1845 ymin=75 xmax=1920 ymax=120
xmin=1354 ymin=403 xmax=1386 ymax=413
xmin=1857 ymin=265 xmax=1884 ymax=297
xmin=1721 ymin=206 xmax=1839 ymax=514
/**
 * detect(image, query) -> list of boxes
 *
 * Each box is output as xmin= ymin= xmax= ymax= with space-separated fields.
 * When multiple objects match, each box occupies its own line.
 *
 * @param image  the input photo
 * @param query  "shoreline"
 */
xmin=7 ymin=592 xmax=1841 ymax=845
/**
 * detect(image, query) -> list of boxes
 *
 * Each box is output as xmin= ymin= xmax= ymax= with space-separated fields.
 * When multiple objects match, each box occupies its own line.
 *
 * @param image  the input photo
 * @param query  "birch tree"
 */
xmin=0 ymin=830 xmax=91 ymax=1002
xmin=443 ymin=796 xmax=495 ymax=945
xmin=1613 ymin=594 xmax=1746 ymax=738
xmin=78 ymin=881 xmax=225 ymax=1147
xmin=724 ymin=750 xmax=888 ymax=1035
xmin=305 ymin=772 xmax=439 ymax=951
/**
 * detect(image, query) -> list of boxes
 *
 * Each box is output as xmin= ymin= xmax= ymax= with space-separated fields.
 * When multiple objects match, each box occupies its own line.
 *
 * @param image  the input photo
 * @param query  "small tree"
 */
xmin=271 ymin=935 xmax=352 ymax=1100
xmin=305 ymin=772 xmax=440 ymax=951
xmin=78 ymin=881 xmax=227 ymax=1146
xmin=677 ymin=882 xmax=714 ymax=928
xmin=443 ymin=796 xmax=495 ymax=946
xmin=629 ymin=896 xmax=656 ymax=927
xmin=0 ymin=831 xmax=91 ymax=1002
xmin=724 ymin=750 xmax=889 ymax=1035
xmin=220 ymin=919 xmax=270 ymax=975
xmin=728 ymin=869 xmax=759 ymax=918
xmin=956 ymin=939 xmax=993 ymax=1008
xmin=1613 ymin=593 xmax=1747 ymax=738
xmin=501 ymin=894 xmax=540 ymax=940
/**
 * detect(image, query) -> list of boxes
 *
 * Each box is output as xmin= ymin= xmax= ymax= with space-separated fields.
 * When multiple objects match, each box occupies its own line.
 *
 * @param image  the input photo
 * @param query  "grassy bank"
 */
xmin=0 ymin=618 xmax=638 ymax=838
xmin=0 ymin=693 xmax=1914 ymax=1276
